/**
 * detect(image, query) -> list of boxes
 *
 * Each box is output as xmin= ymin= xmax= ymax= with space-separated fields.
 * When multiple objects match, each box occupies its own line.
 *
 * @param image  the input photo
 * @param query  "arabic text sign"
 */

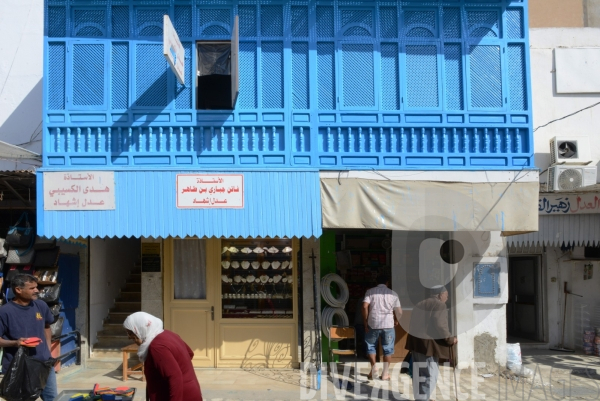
xmin=539 ymin=193 xmax=600 ymax=215
xmin=163 ymin=15 xmax=185 ymax=85
xmin=44 ymin=172 xmax=116 ymax=210
xmin=177 ymin=174 xmax=244 ymax=208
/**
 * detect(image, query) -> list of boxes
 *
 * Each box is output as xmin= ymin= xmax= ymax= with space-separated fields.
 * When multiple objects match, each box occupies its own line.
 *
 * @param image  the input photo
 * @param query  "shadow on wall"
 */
xmin=0 ymin=78 xmax=43 ymax=152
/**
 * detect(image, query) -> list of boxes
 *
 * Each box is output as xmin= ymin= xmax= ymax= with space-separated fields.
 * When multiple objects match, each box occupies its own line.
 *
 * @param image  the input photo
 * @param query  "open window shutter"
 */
xmin=231 ymin=15 xmax=239 ymax=108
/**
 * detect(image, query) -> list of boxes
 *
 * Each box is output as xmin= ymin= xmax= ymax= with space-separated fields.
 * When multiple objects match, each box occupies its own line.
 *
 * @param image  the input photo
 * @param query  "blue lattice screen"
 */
xmin=342 ymin=44 xmax=374 ymax=108
xmin=48 ymin=42 xmax=65 ymax=110
xmin=111 ymin=43 xmax=128 ymax=109
xmin=406 ymin=45 xmax=439 ymax=108
xmin=317 ymin=42 xmax=335 ymax=110
xmin=43 ymin=0 xmax=532 ymax=170
xmin=469 ymin=45 xmax=503 ymax=109
xmin=239 ymin=42 xmax=257 ymax=109
xmin=135 ymin=44 xmax=167 ymax=107
xmin=72 ymin=44 xmax=105 ymax=107
xmin=292 ymin=42 xmax=309 ymax=110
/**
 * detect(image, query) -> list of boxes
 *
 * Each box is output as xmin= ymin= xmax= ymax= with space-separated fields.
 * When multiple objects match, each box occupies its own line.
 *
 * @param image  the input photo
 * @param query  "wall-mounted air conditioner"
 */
xmin=548 ymin=165 xmax=597 ymax=191
xmin=549 ymin=136 xmax=592 ymax=165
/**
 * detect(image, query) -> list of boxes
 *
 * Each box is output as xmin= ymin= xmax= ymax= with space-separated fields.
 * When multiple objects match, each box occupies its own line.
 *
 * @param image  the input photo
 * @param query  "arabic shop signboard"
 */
xmin=44 ymin=172 xmax=116 ymax=210
xmin=176 ymin=174 xmax=244 ymax=208
xmin=539 ymin=193 xmax=600 ymax=215
xmin=163 ymin=15 xmax=185 ymax=85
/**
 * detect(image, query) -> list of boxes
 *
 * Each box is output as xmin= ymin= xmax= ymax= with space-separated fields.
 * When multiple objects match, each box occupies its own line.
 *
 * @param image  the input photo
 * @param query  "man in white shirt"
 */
xmin=362 ymin=275 xmax=402 ymax=381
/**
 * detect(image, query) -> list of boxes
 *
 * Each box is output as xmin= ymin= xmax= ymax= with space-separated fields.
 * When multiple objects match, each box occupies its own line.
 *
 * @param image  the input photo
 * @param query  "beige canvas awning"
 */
xmin=321 ymin=178 xmax=539 ymax=232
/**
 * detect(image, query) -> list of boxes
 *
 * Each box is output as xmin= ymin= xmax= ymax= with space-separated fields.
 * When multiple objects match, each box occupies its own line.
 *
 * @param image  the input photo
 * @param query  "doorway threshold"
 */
xmin=507 ymin=336 xmax=548 ymax=349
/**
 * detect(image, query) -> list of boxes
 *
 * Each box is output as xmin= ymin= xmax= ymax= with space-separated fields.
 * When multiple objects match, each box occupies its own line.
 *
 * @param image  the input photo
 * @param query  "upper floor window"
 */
xmin=196 ymin=17 xmax=239 ymax=110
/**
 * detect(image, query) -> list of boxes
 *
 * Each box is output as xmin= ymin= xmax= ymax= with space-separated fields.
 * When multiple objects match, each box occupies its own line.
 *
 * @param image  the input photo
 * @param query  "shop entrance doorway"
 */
xmin=164 ymin=238 xmax=216 ymax=367
xmin=507 ymin=256 xmax=544 ymax=342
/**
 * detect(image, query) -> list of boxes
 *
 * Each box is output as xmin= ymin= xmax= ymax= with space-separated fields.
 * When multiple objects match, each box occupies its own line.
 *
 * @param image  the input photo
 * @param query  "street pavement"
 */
xmin=55 ymin=350 xmax=600 ymax=400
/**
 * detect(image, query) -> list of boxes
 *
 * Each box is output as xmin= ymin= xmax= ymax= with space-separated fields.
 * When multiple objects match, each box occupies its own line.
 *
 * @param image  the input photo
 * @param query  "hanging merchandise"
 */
xmin=5 ymin=213 xmax=34 ymax=248
xmin=38 ymin=283 xmax=61 ymax=304
xmin=50 ymin=317 xmax=64 ymax=339
xmin=320 ymin=273 xmax=350 ymax=308
xmin=6 ymin=249 xmax=36 ymax=265
xmin=321 ymin=307 xmax=350 ymax=339
xmin=0 ymin=239 xmax=7 ymax=258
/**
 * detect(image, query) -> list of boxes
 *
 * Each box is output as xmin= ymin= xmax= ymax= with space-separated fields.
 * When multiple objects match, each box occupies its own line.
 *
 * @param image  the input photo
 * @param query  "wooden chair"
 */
xmin=328 ymin=326 xmax=358 ymax=380
xmin=121 ymin=343 xmax=145 ymax=381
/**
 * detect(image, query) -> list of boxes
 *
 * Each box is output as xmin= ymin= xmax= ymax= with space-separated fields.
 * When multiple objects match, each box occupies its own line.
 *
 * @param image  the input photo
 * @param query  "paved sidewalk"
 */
xmin=55 ymin=350 xmax=600 ymax=401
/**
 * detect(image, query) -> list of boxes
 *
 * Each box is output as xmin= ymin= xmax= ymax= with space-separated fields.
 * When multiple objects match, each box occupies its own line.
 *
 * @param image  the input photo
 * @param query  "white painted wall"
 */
xmin=89 ymin=238 xmax=140 ymax=348
xmin=530 ymin=28 xmax=600 ymax=179
xmin=391 ymin=231 xmax=508 ymax=370
xmin=453 ymin=231 xmax=508 ymax=370
xmin=0 ymin=0 xmax=43 ymax=171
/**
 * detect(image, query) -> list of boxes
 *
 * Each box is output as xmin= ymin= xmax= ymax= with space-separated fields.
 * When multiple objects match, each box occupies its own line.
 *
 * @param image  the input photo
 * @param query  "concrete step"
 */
xmin=98 ymin=324 xmax=128 ymax=336
xmin=117 ymin=291 xmax=141 ymax=302
xmin=126 ymin=274 xmax=141 ymax=283
xmin=105 ymin=312 xmax=130 ymax=324
xmin=111 ymin=301 xmax=141 ymax=313
xmin=123 ymin=283 xmax=141 ymax=292
xmin=94 ymin=337 xmax=133 ymax=350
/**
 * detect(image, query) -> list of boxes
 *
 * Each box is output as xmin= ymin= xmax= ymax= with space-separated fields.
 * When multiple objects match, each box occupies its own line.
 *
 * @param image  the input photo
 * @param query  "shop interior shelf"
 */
xmin=343 ymin=248 xmax=386 ymax=252
xmin=37 ymin=281 xmax=58 ymax=286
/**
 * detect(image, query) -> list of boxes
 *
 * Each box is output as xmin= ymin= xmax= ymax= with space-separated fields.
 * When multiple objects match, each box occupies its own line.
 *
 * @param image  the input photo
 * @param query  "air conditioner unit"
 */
xmin=549 ymin=136 xmax=592 ymax=165
xmin=548 ymin=165 xmax=597 ymax=191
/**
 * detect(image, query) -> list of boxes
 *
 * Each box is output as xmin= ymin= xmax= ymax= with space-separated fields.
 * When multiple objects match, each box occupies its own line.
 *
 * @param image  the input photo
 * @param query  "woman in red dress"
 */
xmin=124 ymin=312 xmax=203 ymax=401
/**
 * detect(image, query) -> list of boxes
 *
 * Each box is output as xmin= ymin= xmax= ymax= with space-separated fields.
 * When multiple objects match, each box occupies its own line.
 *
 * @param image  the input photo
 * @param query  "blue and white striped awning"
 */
xmin=508 ymin=214 xmax=600 ymax=247
xmin=37 ymin=170 xmax=321 ymax=239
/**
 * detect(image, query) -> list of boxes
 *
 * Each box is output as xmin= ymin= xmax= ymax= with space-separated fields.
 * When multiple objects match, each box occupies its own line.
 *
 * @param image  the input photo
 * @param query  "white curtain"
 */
xmin=173 ymin=239 xmax=207 ymax=299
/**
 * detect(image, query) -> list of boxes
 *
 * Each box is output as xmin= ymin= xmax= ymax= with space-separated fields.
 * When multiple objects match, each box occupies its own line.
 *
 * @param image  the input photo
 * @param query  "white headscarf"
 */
xmin=123 ymin=312 xmax=164 ymax=362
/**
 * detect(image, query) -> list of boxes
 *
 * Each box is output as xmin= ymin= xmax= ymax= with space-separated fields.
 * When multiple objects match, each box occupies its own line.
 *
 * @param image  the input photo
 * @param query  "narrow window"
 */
xmin=196 ymin=16 xmax=239 ymax=110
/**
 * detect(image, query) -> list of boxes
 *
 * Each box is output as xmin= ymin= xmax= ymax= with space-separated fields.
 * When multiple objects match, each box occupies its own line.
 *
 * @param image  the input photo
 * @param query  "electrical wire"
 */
xmin=533 ymin=101 xmax=600 ymax=133
xmin=321 ymin=307 xmax=349 ymax=339
xmin=320 ymin=273 xmax=349 ymax=308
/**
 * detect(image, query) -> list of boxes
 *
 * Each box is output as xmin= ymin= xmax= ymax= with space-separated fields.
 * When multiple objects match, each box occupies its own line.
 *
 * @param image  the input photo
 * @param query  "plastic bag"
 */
xmin=506 ymin=343 xmax=521 ymax=370
xmin=50 ymin=316 xmax=64 ymax=339
xmin=0 ymin=346 xmax=55 ymax=401
xmin=506 ymin=343 xmax=533 ymax=377
xmin=197 ymin=44 xmax=231 ymax=75
xmin=38 ymin=283 xmax=61 ymax=303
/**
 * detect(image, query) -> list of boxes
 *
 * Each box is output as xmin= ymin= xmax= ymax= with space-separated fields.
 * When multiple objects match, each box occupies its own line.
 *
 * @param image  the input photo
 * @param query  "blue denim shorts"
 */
xmin=364 ymin=327 xmax=395 ymax=356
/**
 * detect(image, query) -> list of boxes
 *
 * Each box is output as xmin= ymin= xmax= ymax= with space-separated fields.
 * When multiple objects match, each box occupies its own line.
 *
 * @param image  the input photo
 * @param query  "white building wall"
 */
xmin=0 ymin=0 xmax=43 ymax=170
xmin=530 ymin=28 xmax=600 ymax=178
xmin=527 ymin=27 xmax=600 ymax=350
xmin=454 ymin=231 xmax=508 ymax=370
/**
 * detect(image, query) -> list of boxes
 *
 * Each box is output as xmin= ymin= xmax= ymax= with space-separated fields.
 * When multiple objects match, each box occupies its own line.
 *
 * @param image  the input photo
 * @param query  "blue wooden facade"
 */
xmin=43 ymin=0 xmax=532 ymax=170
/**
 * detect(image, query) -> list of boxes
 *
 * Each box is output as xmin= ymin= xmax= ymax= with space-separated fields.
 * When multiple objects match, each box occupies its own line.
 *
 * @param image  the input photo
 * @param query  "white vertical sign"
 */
xmin=163 ymin=15 xmax=185 ymax=85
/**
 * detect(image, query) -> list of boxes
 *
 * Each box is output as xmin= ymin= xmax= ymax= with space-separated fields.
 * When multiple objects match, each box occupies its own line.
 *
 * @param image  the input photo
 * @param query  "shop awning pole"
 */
xmin=310 ymin=249 xmax=322 ymax=390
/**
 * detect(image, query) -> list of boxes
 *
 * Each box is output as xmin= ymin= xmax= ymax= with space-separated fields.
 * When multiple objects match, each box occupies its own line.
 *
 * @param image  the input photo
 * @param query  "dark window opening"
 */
xmin=196 ymin=17 xmax=239 ymax=110
xmin=197 ymin=43 xmax=232 ymax=110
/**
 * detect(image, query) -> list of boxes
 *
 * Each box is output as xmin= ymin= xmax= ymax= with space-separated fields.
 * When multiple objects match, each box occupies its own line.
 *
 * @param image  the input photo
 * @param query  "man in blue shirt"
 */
xmin=0 ymin=274 xmax=57 ymax=401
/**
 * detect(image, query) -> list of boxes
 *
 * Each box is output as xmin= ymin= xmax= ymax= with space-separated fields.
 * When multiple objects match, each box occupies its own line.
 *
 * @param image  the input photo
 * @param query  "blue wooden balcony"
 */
xmin=43 ymin=0 xmax=533 ymax=171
